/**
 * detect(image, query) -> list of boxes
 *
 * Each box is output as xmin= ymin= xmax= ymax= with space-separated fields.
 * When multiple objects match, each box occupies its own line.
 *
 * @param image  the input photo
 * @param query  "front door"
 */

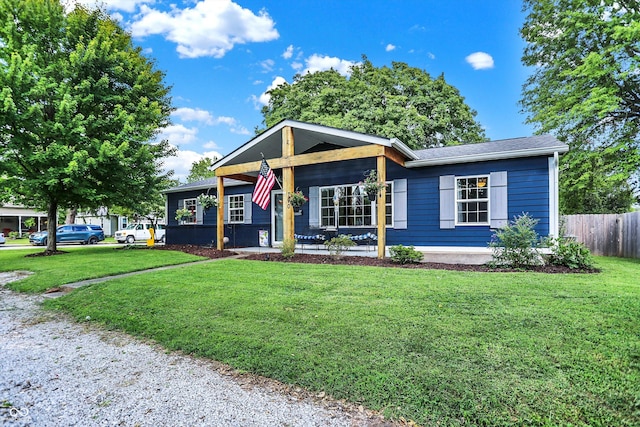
xmin=271 ymin=190 xmax=284 ymax=246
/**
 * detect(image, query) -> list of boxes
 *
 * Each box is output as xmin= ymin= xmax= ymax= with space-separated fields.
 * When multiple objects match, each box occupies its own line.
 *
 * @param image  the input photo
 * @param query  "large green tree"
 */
xmin=261 ymin=58 xmax=486 ymax=149
xmin=186 ymin=156 xmax=217 ymax=183
xmin=0 ymin=0 xmax=174 ymax=252
xmin=521 ymin=0 xmax=640 ymax=213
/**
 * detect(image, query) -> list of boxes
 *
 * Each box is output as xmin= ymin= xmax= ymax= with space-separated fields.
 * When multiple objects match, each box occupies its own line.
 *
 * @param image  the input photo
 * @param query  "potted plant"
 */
xmin=288 ymin=189 xmax=308 ymax=212
xmin=175 ymin=208 xmax=191 ymax=223
xmin=361 ymin=170 xmax=386 ymax=201
xmin=197 ymin=193 xmax=218 ymax=210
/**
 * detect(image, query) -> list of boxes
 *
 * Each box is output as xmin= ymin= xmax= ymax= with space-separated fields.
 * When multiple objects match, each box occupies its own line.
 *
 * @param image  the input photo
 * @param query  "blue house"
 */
xmin=163 ymin=120 xmax=568 ymax=258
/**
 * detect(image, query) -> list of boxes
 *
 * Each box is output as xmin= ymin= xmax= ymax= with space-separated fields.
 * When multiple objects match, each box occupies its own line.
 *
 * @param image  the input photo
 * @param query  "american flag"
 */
xmin=252 ymin=159 xmax=276 ymax=210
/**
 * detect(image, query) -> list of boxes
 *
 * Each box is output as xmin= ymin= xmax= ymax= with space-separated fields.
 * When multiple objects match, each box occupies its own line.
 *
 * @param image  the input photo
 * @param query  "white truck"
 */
xmin=114 ymin=223 xmax=165 ymax=244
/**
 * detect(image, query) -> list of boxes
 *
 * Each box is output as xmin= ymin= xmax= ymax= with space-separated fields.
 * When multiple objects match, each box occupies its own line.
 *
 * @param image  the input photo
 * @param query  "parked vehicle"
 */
xmin=0 ymin=232 xmax=5 ymax=244
xmin=114 ymin=223 xmax=165 ymax=244
xmin=29 ymin=225 xmax=105 ymax=246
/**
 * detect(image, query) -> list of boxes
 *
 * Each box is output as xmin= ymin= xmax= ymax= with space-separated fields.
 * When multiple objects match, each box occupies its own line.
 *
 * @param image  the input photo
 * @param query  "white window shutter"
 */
xmin=393 ymin=179 xmax=407 ymax=229
xmin=439 ymin=175 xmax=455 ymax=229
xmin=223 ymin=195 xmax=229 ymax=224
xmin=196 ymin=202 xmax=203 ymax=224
xmin=309 ymin=186 xmax=320 ymax=228
xmin=490 ymin=171 xmax=508 ymax=228
xmin=243 ymin=193 xmax=252 ymax=224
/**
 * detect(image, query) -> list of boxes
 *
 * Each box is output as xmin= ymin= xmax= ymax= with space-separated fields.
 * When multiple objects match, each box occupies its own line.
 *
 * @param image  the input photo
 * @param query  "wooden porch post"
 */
xmin=282 ymin=126 xmax=295 ymax=244
xmin=216 ymin=176 xmax=225 ymax=250
xmin=377 ymin=155 xmax=386 ymax=259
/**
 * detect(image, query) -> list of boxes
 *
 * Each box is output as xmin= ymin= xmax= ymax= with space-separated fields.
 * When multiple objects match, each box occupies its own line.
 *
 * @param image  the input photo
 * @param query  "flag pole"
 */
xmin=261 ymin=152 xmax=283 ymax=190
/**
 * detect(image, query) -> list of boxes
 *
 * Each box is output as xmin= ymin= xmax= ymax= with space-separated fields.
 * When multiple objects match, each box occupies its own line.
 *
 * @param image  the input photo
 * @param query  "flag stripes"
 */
xmin=252 ymin=159 xmax=276 ymax=210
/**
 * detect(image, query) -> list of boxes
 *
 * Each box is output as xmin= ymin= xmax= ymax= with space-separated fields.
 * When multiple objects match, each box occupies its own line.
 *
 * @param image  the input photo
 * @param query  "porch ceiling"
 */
xmin=212 ymin=120 xmax=416 ymax=175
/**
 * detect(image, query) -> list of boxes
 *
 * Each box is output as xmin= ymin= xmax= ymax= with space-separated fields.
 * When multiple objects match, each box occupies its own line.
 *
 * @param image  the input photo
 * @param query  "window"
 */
xmin=456 ymin=176 xmax=489 ymax=225
xmin=228 ymin=195 xmax=244 ymax=223
xmin=183 ymin=198 xmax=197 ymax=224
xmin=320 ymin=183 xmax=393 ymax=228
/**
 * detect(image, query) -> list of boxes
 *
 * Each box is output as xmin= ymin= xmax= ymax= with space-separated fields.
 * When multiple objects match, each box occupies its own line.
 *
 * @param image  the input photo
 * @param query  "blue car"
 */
xmin=29 ymin=225 xmax=105 ymax=246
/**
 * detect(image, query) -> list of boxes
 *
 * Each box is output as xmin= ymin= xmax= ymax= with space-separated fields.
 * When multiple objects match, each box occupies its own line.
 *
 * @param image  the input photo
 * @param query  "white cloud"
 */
xmin=130 ymin=0 xmax=279 ymax=58
xmin=172 ymin=108 xmax=250 ymax=134
xmin=282 ymin=44 xmax=294 ymax=59
xmin=259 ymin=59 xmax=275 ymax=72
xmin=172 ymin=107 xmax=214 ymax=124
xmin=427 ymin=52 xmax=436 ymax=60
xmin=385 ymin=44 xmax=396 ymax=52
xmin=291 ymin=61 xmax=303 ymax=71
xmin=164 ymin=148 xmax=223 ymax=182
xmin=253 ymin=76 xmax=287 ymax=108
xmin=68 ymin=0 xmax=150 ymax=13
xmin=302 ymin=54 xmax=358 ymax=76
xmin=203 ymin=141 xmax=220 ymax=150
xmin=157 ymin=124 xmax=199 ymax=145
xmin=465 ymin=52 xmax=494 ymax=70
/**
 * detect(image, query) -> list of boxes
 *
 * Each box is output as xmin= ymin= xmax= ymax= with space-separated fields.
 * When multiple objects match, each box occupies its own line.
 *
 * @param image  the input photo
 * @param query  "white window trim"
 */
xmin=454 ymin=174 xmax=490 ymax=226
xmin=318 ymin=182 xmax=393 ymax=229
xmin=183 ymin=198 xmax=197 ymax=225
xmin=227 ymin=194 xmax=245 ymax=224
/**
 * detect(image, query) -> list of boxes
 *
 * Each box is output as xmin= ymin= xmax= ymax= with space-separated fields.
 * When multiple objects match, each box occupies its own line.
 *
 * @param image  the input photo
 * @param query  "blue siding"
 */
xmin=167 ymin=155 xmax=552 ymax=248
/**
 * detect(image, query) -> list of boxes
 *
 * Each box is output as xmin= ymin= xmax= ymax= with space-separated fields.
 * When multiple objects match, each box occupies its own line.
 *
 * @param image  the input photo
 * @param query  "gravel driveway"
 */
xmin=0 ymin=276 xmax=388 ymax=426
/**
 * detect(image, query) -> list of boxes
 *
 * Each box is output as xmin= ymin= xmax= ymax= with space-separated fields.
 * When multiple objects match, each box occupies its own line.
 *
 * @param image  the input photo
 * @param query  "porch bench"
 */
xmin=347 ymin=232 xmax=377 ymax=251
xmin=294 ymin=232 xmax=327 ymax=250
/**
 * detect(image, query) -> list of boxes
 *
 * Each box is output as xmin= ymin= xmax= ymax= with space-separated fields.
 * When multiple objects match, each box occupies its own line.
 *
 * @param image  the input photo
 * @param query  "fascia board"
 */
xmin=404 ymin=146 xmax=569 ymax=168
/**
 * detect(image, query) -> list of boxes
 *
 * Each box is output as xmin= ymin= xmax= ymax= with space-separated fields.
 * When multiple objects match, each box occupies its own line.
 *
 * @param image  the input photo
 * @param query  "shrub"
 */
xmin=324 ymin=235 xmax=355 ymax=257
xmin=8 ymin=231 xmax=20 ymax=240
xmin=281 ymin=238 xmax=297 ymax=259
xmin=545 ymin=237 xmax=595 ymax=270
xmin=389 ymin=245 xmax=423 ymax=264
xmin=489 ymin=213 xmax=544 ymax=269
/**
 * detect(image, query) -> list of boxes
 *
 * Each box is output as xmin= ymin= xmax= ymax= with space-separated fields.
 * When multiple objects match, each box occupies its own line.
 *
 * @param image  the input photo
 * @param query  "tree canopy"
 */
xmin=0 ymin=0 xmax=174 ymax=252
xmin=521 ymin=0 xmax=640 ymax=213
xmin=186 ymin=157 xmax=217 ymax=183
xmin=261 ymin=58 xmax=487 ymax=149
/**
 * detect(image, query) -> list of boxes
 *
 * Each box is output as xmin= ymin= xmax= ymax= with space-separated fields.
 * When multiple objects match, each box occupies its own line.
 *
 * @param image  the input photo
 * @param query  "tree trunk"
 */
xmin=46 ymin=200 xmax=58 ymax=253
xmin=66 ymin=207 xmax=77 ymax=224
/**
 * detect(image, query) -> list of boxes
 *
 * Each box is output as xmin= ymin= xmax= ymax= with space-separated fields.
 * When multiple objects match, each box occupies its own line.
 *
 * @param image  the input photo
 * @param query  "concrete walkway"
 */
xmin=43 ymin=254 xmax=248 ymax=298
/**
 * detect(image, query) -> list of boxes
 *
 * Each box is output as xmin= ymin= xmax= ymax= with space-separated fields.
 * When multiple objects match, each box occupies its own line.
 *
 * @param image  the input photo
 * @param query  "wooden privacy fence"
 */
xmin=562 ymin=212 xmax=640 ymax=258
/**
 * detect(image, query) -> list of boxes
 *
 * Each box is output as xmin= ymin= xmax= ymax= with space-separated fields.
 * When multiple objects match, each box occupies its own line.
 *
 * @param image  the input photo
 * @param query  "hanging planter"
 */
xmin=360 ymin=170 xmax=386 ymax=201
xmin=197 ymin=192 xmax=218 ymax=210
xmin=288 ymin=189 xmax=308 ymax=209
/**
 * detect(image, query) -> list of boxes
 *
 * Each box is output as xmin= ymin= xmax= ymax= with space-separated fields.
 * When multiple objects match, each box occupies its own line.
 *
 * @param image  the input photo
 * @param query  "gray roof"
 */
xmin=406 ymin=135 xmax=568 ymax=167
xmin=163 ymin=177 xmax=247 ymax=194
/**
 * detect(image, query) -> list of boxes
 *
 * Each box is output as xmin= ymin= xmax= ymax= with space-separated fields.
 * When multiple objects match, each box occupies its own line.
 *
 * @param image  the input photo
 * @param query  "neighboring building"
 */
xmin=0 ymin=203 xmax=48 ymax=237
xmin=163 ymin=120 xmax=568 ymax=258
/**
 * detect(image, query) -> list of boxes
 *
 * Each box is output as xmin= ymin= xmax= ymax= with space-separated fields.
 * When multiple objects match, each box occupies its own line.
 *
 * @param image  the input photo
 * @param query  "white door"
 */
xmin=271 ymin=190 xmax=284 ymax=246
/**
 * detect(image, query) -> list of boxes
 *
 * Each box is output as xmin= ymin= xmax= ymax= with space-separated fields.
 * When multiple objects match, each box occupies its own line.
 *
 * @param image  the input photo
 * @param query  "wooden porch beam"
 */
xmin=216 ymin=176 xmax=224 ymax=250
xmin=215 ymin=144 xmax=388 ymax=177
xmin=224 ymin=173 xmax=257 ymax=183
xmin=282 ymin=126 xmax=295 ymax=245
xmin=377 ymin=155 xmax=386 ymax=259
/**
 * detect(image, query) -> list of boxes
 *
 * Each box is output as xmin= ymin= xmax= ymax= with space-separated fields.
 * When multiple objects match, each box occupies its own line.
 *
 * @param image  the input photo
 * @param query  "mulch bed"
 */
xmin=159 ymin=245 xmax=598 ymax=274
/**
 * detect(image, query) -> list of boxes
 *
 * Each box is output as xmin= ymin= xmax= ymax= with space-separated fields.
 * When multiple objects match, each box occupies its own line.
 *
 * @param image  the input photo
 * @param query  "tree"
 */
xmin=0 ymin=0 xmax=174 ymax=253
xmin=521 ymin=0 xmax=640 ymax=213
xmin=261 ymin=57 xmax=487 ymax=149
xmin=186 ymin=157 xmax=217 ymax=183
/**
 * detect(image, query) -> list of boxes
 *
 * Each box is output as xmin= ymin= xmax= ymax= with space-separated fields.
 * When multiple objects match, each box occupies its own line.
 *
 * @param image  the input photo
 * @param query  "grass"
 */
xmin=38 ymin=256 xmax=640 ymax=426
xmin=1 ymin=246 xmax=205 ymax=293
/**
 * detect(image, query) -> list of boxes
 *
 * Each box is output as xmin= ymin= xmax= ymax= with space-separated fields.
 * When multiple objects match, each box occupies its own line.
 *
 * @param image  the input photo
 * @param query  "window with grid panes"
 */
xmin=183 ymin=198 xmax=197 ymax=224
xmin=228 ymin=195 xmax=244 ymax=223
xmin=320 ymin=183 xmax=392 ymax=228
xmin=456 ymin=176 xmax=489 ymax=224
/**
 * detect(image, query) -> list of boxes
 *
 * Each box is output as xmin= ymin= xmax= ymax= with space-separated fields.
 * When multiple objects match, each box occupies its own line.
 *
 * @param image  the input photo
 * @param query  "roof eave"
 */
xmin=404 ymin=146 xmax=569 ymax=168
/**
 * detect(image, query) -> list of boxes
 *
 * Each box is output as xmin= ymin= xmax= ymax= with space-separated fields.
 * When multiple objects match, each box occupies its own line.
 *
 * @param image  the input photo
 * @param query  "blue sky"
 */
xmin=77 ymin=0 xmax=534 ymax=181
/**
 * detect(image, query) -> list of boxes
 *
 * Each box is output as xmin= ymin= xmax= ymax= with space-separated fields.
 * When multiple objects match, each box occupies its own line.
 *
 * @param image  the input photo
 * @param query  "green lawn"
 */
xmin=1 ymin=246 xmax=205 ymax=293
xmin=39 ymin=256 xmax=640 ymax=426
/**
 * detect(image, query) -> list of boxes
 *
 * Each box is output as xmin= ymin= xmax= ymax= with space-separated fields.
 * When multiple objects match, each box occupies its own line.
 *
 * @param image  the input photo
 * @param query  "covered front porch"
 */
xmin=212 ymin=120 xmax=417 ymax=259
